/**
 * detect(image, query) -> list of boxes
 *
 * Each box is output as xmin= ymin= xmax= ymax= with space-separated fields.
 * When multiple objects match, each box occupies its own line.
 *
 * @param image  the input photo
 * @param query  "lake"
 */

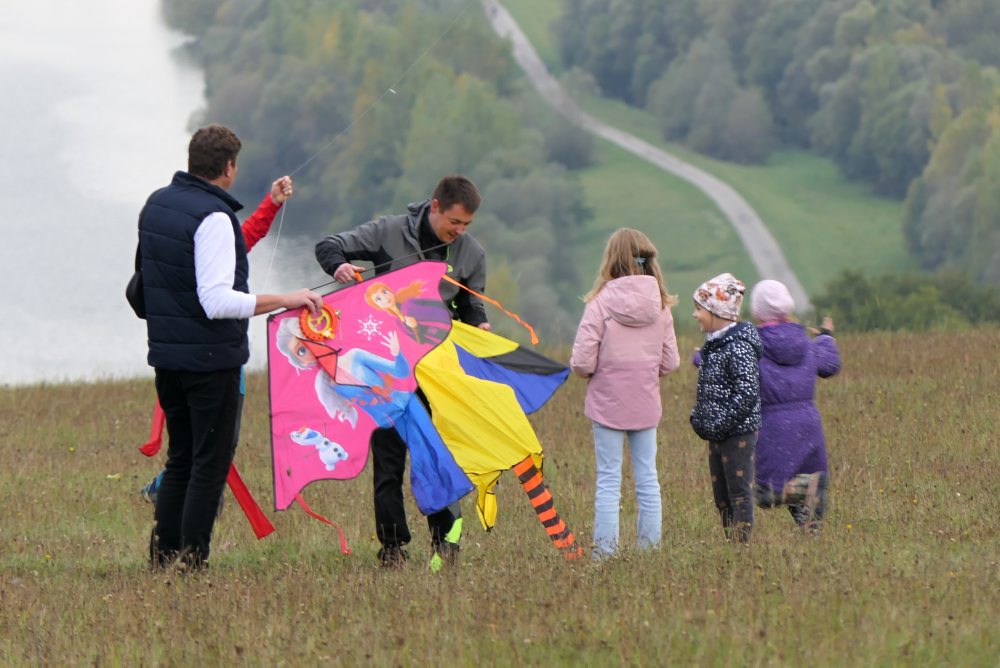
xmin=0 ymin=0 xmax=322 ymax=385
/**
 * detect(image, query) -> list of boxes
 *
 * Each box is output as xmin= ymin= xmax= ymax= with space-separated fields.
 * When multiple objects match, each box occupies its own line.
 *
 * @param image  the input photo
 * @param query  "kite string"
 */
xmin=260 ymin=1 xmax=473 ymax=292
xmin=261 ymin=202 xmax=288 ymax=294
xmin=307 ymin=242 xmax=451 ymax=292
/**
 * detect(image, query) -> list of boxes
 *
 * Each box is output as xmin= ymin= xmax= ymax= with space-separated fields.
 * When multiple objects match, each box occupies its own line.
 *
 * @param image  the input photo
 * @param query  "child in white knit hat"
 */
xmin=690 ymin=273 xmax=762 ymax=542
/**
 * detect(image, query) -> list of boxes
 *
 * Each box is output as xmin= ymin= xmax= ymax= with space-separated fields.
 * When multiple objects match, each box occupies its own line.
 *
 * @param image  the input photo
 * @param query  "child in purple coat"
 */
xmin=750 ymin=280 xmax=841 ymax=532
xmin=571 ymin=228 xmax=680 ymax=560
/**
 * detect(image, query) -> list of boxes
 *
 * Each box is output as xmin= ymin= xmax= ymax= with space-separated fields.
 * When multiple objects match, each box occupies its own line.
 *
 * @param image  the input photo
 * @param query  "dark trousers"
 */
xmin=372 ymin=390 xmax=459 ymax=548
xmin=151 ymin=367 xmax=241 ymax=565
xmin=707 ymin=432 xmax=757 ymax=542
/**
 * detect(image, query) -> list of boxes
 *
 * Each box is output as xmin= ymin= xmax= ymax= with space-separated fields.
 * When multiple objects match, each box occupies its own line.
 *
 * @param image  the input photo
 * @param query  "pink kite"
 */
xmin=267 ymin=261 xmax=471 ymax=514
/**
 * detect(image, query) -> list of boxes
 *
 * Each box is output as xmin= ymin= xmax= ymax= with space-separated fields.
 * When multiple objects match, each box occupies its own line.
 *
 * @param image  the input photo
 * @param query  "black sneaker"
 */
xmin=377 ymin=545 xmax=408 ymax=568
xmin=173 ymin=546 xmax=209 ymax=574
xmin=148 ymin=528 xmax=172 ymax=570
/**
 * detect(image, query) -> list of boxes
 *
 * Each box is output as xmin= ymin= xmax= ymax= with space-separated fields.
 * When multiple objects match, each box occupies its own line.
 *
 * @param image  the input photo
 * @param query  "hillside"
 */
xmin=506 ymin=0 xmax=1000 ymax=288
xmin=155 ymin=0 xmax=919 ymax=345
xmin=502 ymin=0 xmax=913 ymax=304
xmin=2 ymin=329 xmax=997 ymax=663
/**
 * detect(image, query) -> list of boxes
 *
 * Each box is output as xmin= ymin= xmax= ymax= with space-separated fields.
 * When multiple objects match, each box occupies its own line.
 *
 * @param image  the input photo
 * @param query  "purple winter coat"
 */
xmin=755 ymin=322 xmax=841 ymax=491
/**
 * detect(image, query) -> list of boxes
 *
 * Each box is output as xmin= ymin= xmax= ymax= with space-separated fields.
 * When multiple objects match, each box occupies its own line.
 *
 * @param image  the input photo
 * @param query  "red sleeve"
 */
xmin=241 ymin=194 xmax=281 ymax=251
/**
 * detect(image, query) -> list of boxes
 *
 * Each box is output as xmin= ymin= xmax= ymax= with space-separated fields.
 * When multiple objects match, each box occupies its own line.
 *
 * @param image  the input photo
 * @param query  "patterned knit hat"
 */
xmin=693 ymin=273 xmax=745 ymax=321
xmin=750 ymin=279 xmax=795 ymax=322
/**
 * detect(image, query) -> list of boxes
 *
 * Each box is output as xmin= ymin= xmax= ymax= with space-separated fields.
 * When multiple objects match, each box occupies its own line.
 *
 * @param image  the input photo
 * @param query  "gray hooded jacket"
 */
xmin=315 ymin=199 xmax=487 ymax=326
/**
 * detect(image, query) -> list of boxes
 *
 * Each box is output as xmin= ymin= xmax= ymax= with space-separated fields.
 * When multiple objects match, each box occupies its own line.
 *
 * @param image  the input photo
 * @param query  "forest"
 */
xmin=163 ymin=0 xmax=597 ymax=340
xmin=161 ymin=0 xmax=1000 ymax=336
xmin=555 ymin=0 xmax=1000 ymax=286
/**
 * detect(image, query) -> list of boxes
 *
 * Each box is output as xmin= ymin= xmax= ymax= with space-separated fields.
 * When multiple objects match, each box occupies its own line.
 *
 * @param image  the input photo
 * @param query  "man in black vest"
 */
xmin=140 ymin=124 xmax=321 ymax=570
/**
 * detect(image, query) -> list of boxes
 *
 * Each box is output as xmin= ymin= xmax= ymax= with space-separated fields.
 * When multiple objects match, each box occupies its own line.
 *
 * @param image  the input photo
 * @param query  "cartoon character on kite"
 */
xmin=363 ymin=279 xmax=451 ymax=345
xmin=291 ymin=426 xmax=349 ymax=471
xmin=275 ymin=317 xmax=410 ymax=428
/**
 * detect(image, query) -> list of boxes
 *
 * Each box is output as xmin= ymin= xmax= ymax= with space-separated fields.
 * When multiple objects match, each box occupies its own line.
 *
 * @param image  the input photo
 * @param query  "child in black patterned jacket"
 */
xmin=690 ymin=273 xmax=762 ymax=542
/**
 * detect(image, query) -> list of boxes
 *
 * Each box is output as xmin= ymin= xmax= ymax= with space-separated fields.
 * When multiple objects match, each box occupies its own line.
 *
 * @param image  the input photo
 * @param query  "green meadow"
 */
xmin=2 ymin=330 xmax=997 ymax=664
xmin=502 ymin=0 xmax=913 ymax=301
xmin=501 ymin=0 xmax=563 ymax=70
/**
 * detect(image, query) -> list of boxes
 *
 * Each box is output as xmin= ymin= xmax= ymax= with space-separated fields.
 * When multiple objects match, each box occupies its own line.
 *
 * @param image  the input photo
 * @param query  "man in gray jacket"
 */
xmin=315 ymin=174 xmax=490 ymax=569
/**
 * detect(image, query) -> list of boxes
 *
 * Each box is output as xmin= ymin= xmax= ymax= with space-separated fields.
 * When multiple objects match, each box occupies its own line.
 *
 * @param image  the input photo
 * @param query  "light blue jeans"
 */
xmin=592 ymin=422 xmax=662 ymax=559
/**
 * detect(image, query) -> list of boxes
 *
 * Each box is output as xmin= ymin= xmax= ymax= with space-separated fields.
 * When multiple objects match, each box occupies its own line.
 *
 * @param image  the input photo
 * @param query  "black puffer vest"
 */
xmin=140 ymin=171 xmax=249 ymax=372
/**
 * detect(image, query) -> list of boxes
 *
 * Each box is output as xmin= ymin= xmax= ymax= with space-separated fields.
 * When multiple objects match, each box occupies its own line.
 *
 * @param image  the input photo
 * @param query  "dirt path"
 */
xmin=484 ymin=0 xmax=810 ymax=308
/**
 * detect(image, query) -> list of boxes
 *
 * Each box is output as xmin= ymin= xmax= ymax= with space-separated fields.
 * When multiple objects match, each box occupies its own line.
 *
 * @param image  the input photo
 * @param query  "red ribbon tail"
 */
xmin=295 ymin=493 xmax=351 ymax=555
xmin=226 ymin=464 xmax=275 ymax=539
xmin=138 ymin=401 xmax=166 ymax=457
xmin=140 ymin=402 xmax=274 ymax=540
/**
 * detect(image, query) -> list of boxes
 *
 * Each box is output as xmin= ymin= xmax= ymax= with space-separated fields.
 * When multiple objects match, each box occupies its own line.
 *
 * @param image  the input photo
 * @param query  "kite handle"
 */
xmin=295 ymin=493 xmax=352 ymax=555
xmin=441 ymin=275 xmax=539 ymax=344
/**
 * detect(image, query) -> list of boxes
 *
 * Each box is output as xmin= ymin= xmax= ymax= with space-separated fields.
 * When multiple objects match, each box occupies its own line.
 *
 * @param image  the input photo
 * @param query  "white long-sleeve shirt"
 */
xmin=194 ymin=212 xmax=256 ymax=320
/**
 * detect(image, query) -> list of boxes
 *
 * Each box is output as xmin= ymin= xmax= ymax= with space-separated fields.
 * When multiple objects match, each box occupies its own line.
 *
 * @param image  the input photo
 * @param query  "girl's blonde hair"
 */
xmin=584 ymin=228 xmax=678 ymax=307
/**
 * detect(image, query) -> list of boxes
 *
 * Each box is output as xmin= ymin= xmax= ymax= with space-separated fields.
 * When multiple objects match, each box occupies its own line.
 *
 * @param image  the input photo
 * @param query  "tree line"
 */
xmin=554 ymin=0 xmax=1000 ymax=287
xmin=162 ymin=0 xmax=597 ymax=341
xmin=812 ymin=270 xmax=1000 ymax=332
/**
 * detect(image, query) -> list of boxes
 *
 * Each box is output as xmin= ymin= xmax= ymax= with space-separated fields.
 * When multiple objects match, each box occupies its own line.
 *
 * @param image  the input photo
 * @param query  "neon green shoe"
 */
xmin=429 ymin=518 xmax=463 ymax=573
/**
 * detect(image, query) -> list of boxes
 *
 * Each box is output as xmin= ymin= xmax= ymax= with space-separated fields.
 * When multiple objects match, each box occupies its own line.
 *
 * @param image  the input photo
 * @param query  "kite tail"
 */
xmin=227 ymin=465 xmax=275 ymax=539
xmin=138 ymin=400 xmax=275 ymax=541
xmin=295 ymin=494 xmax=352 ymax=555
xmin=138 ymin=401 xmax=166 ymax=456
xmin=512 ymin=457 xmax=584 ymax=561
xmin=441 ymin=275 xmax=539 ymax=344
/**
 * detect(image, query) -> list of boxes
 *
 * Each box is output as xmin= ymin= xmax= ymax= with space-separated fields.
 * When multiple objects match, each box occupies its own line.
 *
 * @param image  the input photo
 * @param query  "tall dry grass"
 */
xmin=1 ymin=330 xmax=997 ymax=665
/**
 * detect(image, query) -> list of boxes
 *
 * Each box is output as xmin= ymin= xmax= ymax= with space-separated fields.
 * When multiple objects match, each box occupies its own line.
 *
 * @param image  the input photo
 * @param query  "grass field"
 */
xmin=500 ymin=0 xmax=913 ymax=300
xmin=2 ymin=330 xmax=997 ymax=664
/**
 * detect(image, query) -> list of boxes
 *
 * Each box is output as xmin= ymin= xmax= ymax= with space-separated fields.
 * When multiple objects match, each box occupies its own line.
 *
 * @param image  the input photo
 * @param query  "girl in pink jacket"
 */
xmin=570 ymin=228 xmax=680 ymax=560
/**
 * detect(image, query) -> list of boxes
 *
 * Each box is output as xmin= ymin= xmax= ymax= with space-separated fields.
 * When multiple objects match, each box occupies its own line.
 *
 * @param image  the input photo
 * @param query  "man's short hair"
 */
xmin=188 ymin=125 xmax=242 ymax=180
xmin=432 ymin=175 xmax=481 ymax=213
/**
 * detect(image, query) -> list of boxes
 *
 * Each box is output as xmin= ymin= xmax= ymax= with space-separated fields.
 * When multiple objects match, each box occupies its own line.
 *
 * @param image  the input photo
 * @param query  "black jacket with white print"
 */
xmin=691 ymin=321 xmax=763 ymax=442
